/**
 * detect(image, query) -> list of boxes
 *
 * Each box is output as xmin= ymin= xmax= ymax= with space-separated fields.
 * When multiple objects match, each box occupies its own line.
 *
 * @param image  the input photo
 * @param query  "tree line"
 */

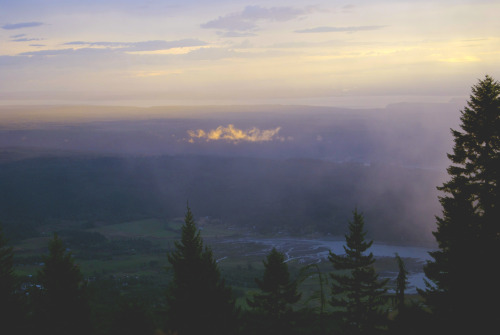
xmin=1 ymin=75 xmax=499 ymax=334
xmin=0 ymin=207 xmax=401 ymax=335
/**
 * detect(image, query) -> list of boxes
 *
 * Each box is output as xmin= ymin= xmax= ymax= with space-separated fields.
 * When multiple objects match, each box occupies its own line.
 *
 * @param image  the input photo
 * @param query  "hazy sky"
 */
xmin=1 ymin=0 xmax=499 ymax=107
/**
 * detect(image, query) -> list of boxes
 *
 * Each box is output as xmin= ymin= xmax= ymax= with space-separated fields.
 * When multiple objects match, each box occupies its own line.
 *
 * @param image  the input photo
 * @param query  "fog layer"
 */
xmin=0 ymin=103 xmax=461 ymax=245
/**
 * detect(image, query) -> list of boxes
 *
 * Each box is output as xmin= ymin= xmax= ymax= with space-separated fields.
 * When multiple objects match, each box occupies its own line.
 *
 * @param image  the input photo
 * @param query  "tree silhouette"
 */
xmin=34 ymin=234 xmax=90 ymax=335
xmin=247 ymin=247 xmax=301 ymax=334
xmin=394 ymin=253 xmax=408 ymax=312
xmin=0 ymin=225 xmax=24 ymax=333
xmin=166 ymin=206 xmax=238 ymax=335
xmin=110 ymin=300 xmax=154 ymax=335
xmin=422 ymin=75 xmax=500 ymax=333
xmin=329 ymin=209 xmax=388 ymax=334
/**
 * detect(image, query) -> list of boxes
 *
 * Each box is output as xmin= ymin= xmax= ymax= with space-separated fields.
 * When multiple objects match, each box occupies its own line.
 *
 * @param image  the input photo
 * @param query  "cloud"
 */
xmin=439 ymin=56 xmax=480 ymax=63
xmin=240 ymin=5 xmax=310 ymax=22
xmin=18 ymin=48 xmax=108 ymax=57
xmin=62 ymin=39 xmax=207 ymax=51
xmin=63 ymin=41 xmax=124 ymax=47
xmin=201 ymin=5 xmax=315 ymax=32
xmin=12 ymin=37 xmax=44 ymax=42
xmin=10 ymin=34 xmax=26 ymax=38
xmin=342 ymin=4 xmax=356 ymax=12
xmin=295 ymin=25 xmax=386 ymax=33
xmin=2 ymin=22 xmax=44 ymax=30
xmin=15 ymin=39 xmax=208 ymax=58
xmin=126 ymin=39 xmax=207 ymax=51
xmin=216 ymin=31 xmax=257 ymax=38
xmin=202 ymin=14 xmax=257 ymax=31
xmin=187 ymin=124 xmax=283 ymax=143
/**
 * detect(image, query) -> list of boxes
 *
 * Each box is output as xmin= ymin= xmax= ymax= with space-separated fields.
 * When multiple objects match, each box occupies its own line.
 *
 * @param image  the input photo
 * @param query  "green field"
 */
xmin=12 ymin=217 xmax=412 ymax=311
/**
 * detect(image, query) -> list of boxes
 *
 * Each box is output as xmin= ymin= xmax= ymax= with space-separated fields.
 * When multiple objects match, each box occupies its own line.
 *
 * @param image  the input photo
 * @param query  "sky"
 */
xmin=1 ymin=0 xmax=499 ymax=107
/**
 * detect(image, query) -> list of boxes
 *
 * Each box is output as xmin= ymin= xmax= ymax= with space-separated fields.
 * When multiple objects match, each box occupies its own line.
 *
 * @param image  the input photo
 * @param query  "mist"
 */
xmin=0 ymin=103 xmax=462 ymax=245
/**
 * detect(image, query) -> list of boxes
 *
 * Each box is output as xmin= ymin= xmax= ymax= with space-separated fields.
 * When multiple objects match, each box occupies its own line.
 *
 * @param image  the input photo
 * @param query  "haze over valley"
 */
xmin=0 ymin=103 xmax=460 ymax=245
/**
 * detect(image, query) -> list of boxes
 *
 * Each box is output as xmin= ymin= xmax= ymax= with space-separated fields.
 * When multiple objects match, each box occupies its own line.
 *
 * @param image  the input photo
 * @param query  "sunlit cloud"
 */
xmin=131 ymin=70 xmax=183 ymax=77
xmin=62 ymin=39 xmax=208 ymax=52
xmin=216 ymin=31 xmax=257 ymax=38
xmin=295 ymin=25 xmax=386 ymax=33
xmin=126 ymin=46 xmax=209 ymax=55
xmin=439 ymin=56 xmax=480 ymax=63
xmin=187 ymin=124 xmax=282 ymax=143
xmin=63 ymin=41 xmax=126 ymax=48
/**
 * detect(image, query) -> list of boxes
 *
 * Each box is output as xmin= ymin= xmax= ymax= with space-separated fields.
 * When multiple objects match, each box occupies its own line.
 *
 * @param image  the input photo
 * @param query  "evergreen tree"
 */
xmin=422 ymin=75 xmax=500 ymax=333
xmin=390 ymin=254 xmax=426 ymax=335
xmin=247 ymin=248 xmax=301 ymax=334
xmin=394 ymin=253 xmax=408 ymax=312
xmin=166 ymin=206 xmax=238 ymax=335
xmin=34 ymin=233 xmax=90 ymax=335
xmin=329 ymin=209 xmax=388 ymax=334
xmin=110 ymin=300 xmax=154 ymax=335
xmin=0 ymin=225 xmax=24 ymax=333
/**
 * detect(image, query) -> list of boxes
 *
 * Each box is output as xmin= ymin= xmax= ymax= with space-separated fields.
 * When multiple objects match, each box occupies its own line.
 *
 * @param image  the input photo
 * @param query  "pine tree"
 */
xmin=166 ymin=206 xmax=238 ymax=335
xmin=110 ymin=300 xmax=154 ymax=335
xmin=34 ymin=233 xmax=91 ymax=335
xmin=422 ymin=75 xmax=500 ymax=332
xmin=0 ymin=225 xmax=24 ymax=333
xmin=247 ymin=248 xmax=301 ymax=334
xmin=329 ymin=209 xmax=388 ymax=334
xmin=394 ymin=253 xmax=408 ymax=312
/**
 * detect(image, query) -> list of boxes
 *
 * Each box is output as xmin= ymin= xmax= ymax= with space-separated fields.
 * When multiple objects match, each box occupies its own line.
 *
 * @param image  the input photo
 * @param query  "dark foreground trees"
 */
xmin=329 ymin=209 xmax=388 ymax=334
xmin=110 ymin=300 xmax=154 ymax=335
xmin=33 ymin=234 xmax=91 ymax=335
xmin=422 ymin=75 xmax=500 ymax=333
xmin=394 ymin=253 xmax=408 ymax=312
xmin=0 ymin=225 xmax=25 ymax=333
xmin=166 ymin=206 xmax=238 ymax=335
xmin=247 ymin=247 xmax=301 ymax=334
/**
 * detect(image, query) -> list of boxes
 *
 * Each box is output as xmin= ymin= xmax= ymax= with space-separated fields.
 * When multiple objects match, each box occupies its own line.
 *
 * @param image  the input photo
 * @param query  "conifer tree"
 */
xmin=110 ymin=300 xmax=154 ymax=335
xmin=34 ymin=233 xmax=90 ymax=335
xmin=0 ymin=225 xmax=24 ymax=333
xmin=422 ymin=75 xmax=500 ymax=332
xmin=247 ymin=247 xmax=301 ymax=334
xmin=166 ymin=206 xmax=238 ymax=335
xmin=394 ymin=253 xmax=408 ymax=312
xmin=329 ymin=209 xmax=388 ymax=334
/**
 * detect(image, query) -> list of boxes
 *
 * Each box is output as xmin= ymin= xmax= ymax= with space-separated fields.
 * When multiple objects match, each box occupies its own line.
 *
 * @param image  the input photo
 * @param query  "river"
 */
xmin=220 ymin=237 xmax=436 ymax=293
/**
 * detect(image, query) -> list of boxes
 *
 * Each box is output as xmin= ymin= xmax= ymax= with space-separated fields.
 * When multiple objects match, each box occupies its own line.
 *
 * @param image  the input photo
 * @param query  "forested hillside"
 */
xmin=0 ymin=154 xmax=440 ymax=244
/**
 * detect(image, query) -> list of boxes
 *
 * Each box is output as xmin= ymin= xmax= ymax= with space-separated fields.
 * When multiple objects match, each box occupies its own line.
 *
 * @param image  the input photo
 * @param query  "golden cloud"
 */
xmin=187 ymin=124 xmax=282 ymax=143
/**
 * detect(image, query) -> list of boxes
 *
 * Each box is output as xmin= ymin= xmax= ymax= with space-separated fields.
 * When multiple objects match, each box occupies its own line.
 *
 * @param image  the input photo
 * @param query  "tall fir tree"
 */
xmin=34 ymin=233 xmax=91 ymax=335
xmin=247 ymin=247 xmax=301 ymax=334
xmin=329 ymin=209 xmax=388 ymax=334
xmin=0 ymin=225 xmax=24 ymax=333
xmin=390 ymin=254 xmax=422 ymax=335
xmin=422 ymin=75 xmax=500 ymax=333
xmin=166 ymin=206 xmax=238 ymax=335
xmin=394 ymin=253 xmax=408 ymax=312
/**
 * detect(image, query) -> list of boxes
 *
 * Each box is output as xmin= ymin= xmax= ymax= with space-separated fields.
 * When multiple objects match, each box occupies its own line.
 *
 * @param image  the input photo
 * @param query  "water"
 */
xmin=224 ymin=237 xmax=435 ymax=293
